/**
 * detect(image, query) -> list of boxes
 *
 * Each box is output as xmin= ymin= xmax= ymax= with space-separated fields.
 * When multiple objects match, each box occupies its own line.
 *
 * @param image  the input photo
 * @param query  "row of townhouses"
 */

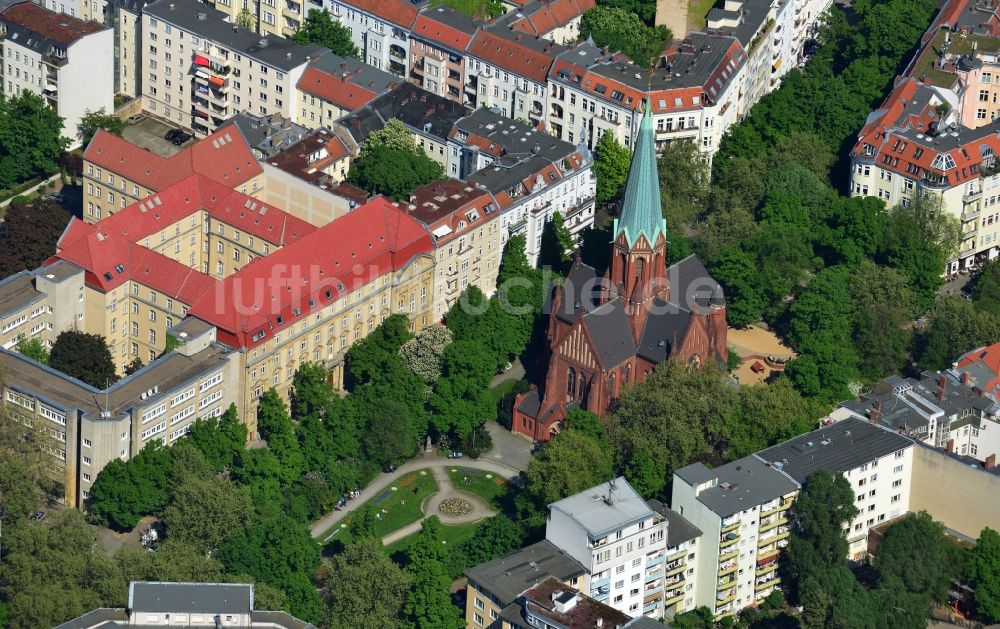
xmin=465 ymin=410 xmax=1000 ymax=626
xmin=849 ymin=0 xmax=1000 ymax=272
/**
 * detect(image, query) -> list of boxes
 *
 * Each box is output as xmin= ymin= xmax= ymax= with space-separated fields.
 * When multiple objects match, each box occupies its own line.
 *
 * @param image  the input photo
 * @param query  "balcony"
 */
xmin=759 ymin=527 xmax=791 ymax=548
xmin=920 ymin=174 xmax=950 ymax=189
xmin=645 ymin=569 xmax=663 ymax=583
xmin=664 ymin=589 xmax=684 ymax=607
xmin=758 ymin=546 xmax=779 ymax=563
xmin=718 ymin=560 xmax=738 ymax=577
xmin=964 ymin=190 xmax=983 ymax=204
xmin=962 ymin=208 xmax=981 ymax=222
xmin=717 ymin=575 xmax=736 ymax=591
xmin=721 ymin=518 xmax=740 ymax=533
xmin=756 ymin=561 xmax=779 ymax=577
xmin=716 ymin=588 xmax=736 ymax=606
xmin=665 ymin=562 xmax=686 ymax=578
xmin=756 ymin=576 xmax=780 ymax=591
xmin=758 ymin=515 xmax=788 ymax=534
xmin=719 ymin=547 xmax=738 ymax=563
xmin=647 ymin=553 xmax=666 ymax=568
xmin=719 ymin=531 xmax=739 ymax=549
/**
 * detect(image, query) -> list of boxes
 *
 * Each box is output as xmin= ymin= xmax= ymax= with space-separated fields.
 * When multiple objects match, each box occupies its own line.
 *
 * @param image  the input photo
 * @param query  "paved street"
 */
xmin=310 ymin=431 xmax=528 ymax=540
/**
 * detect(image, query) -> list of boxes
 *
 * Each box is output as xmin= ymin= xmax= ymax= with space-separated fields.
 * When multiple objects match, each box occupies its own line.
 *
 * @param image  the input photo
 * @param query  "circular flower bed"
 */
xmin=438 ymin=497 xmax=473 ymax=517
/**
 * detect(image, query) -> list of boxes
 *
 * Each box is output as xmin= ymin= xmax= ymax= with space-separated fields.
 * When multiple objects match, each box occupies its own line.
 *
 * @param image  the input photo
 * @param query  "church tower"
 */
xmin=608 ymin=100 xmax=668 ymax=342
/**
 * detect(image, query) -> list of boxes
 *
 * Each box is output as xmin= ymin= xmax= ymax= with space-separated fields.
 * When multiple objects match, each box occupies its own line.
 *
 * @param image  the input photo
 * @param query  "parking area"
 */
xmin=121 ymin=116 xmax=193 ymax=157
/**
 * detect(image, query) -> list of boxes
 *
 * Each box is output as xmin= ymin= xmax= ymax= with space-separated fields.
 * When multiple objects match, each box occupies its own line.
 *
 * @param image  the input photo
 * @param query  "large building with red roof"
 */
xmin=295 ymin=53 xmax=400 ymax=127
xmin=0 ymin=1 xmax=113 ymax=145
xmin=82 ymin=125 xmax=264 ymax=224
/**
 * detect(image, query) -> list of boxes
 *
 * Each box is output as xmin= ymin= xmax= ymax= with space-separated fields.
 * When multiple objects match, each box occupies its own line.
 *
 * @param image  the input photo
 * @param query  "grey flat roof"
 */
xmin=757 ymin=417 xmax=915 ymax=484
xmin=54 ymin=609 xmax=128 ymax=629
xmin=145 ymin=0 xmax=326 ymax=71
xmin=0 ymin=343 xmax=231 ymax=420
xmin=646 ymin=499 xmax=702 ymax=547
xmin=130 ymin=582 xmax=252 ymax=614
xmin=0 ymin=270 xmax=43 ymax=318
xmin=679 ymin=456 xmax=800 ymax=519
xmin=548 ymin=477 xmax=655 ymax=540
xmin=464 ymin=540 xmax=586 ymax=607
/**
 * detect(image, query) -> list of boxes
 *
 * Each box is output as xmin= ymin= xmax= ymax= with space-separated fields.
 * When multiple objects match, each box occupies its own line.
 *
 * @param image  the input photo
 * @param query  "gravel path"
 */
xmin=311 ymin=450 xmax=517 ymax=541
xmin=379 ymin=468 xmax=495 ymax=546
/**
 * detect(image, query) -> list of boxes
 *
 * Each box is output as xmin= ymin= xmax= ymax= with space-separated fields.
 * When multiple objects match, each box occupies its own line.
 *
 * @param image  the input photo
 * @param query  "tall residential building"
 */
xmin=671 ymin=456 xmax=798 ymax=618
xmin=141 ymin=0 xmax=326 ymax=137
xmin=55 ymin=582 xmax=317 ymax=628
xmin=408 ymin=6 xmax=476 ymax=103
xmin=848 ymin=77 xmax=1000 ymax=273
xmin=545 ymin=478 xmax=669 ymax=620
xmin=546 ymin=32 xmax=746 ymax=157
xmin=646 ymin=500 xmax=703 ymax=617
xmin=0 ymin=1 xmax=113 ymax=144
xmin=313 ymin=0 xmax=418 ymax=75
xmin=672 ymin=417 xmax=915 ymax=618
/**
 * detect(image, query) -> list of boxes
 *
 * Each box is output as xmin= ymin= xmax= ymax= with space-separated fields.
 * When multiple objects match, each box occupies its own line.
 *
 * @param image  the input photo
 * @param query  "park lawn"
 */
xmin=384 ymin=521 xmax=482 ymax=562
xmin=447 ymin=467 xmax=508 ymax=509
xmin=687 ymin=0 xmax=717 ymax=31
xmin=321 ymin=470 xmax=438 ymax=544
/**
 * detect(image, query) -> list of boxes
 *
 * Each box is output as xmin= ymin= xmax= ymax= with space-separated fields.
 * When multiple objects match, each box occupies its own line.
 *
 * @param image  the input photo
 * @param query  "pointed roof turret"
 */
xmin=614 ymin=100 xmax=666 ymax=248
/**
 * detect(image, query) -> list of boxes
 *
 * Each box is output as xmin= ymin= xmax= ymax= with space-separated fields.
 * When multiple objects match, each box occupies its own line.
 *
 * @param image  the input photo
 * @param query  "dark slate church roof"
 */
xmin=555 ymin=254 xmax=725 ymax=368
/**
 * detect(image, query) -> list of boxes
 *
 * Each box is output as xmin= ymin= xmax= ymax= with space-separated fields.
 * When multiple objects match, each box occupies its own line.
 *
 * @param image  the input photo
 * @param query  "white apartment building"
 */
xmin=545 ymin=33 xmax=746 ymax=159
xmin=141 ymin=0 xmax=326 ymax=137
xmin=0 ymin=1 xmax=113 ymax=145
xmin=546 ymin=478 xmax=669 ymax=620
xmin=672 ymin=456 xmax=799 ymax=618
xmin=314 ymin=0 xmax=415 ymax=76
xmin=647 ymin=500 xmax=703 ymax=617
xmin=673 ymin=418 xmax=914 ymax=619
xmin=463 ymin=28 xmax=552 ymax=125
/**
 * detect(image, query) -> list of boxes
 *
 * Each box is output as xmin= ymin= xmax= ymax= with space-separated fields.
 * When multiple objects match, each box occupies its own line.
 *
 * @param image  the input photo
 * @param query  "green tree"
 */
xmin=538 ymin=211 xmax=575 ymax=274
xmin=344 ymin=313 xmax=414 ymax=388
xmin=404 ymin=517 xmax=464 ymax=629
xmin=875 ymin=512 xmax=949 ymax=602
xmin=88 ymin=441 xmax=173 ymax=530
xmin=348 ymin=143 xmax=444 ymax=200
xmin=49 ymin=330 xmax=117 ymax=388
xmin=521 ymin=431 xmax=613 ymax=525
xmin=458 ymin=515 xmax=524 ymax=566
xmin=658 ymin=139 xmax=709 ymax=228
xmin=115 ymin=539 xmax=227 ymax=583
xmin=349 ymin=504 xmax=379 ymax=542
xmin=562 ymin=406 xmax=608 ymax=449
xmin=973 ymin=527 xmax=1000 ymax=622
xmin=187 ymin=404 xmax=247 ymax=471
xmin=593 ymin=131 xmax=630 ymax=206
xmin=399 ymin=324 xmax=453 ymax=383
xmin=0 ymin=91 xmax=69 ymax=190
xmin=361 ymin=394 xmax=419 ymax=466
xmin=361 ymin=119 xmax=417 ymax=155
xmin=1 ymin=510 xmax=125 ymax=628
xmin=917 ymin=296 xmax=1000 ymax=370
xmin=324 ymin=537 xmax=411 ymax=628
xmin=428 ymin=339 xmax=497 ymax=438
xmin=14 ymin=334 xmax=49 ymax=364
xmin=77 ymin=108 xmax=125 ymax=144
xmin=0 ymin=198 xmax=71 ymax=278
xmin=161 ymin=473 xmax=253 ymax=553
xmin=579 ymin=7 xmax=670 ymax=68
xmin=973 ymin=260 xmax=1000 ymax=315
xmin=235 ymin=7 xmax=256 ymax=30
xmin=216 ymin=514 xmax=323 ymax=622
xmin=849 ymin=261 xmax=916 ymax=380
xmin=292 ymin=8 xmax=360 ymax=59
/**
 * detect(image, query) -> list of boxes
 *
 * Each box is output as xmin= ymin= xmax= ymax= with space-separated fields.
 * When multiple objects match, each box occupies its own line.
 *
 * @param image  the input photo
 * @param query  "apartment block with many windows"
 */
xmin=545 ymin=478 xmax=669 ymax=620
xmin=141 ymin=0 xmax=326 ymax=137
xmin=293 ymin=53 xmax=398 ymax=129
xmin=646 ymin=500 xmax=703 ymax=618
xmin=0 ymin=1 xmax=113 ymax=145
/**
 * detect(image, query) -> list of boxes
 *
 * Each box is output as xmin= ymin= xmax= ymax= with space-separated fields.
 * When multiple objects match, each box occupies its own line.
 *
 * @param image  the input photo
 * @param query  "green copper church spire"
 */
xmin=613 ymin=100 xmax=667 ymax=248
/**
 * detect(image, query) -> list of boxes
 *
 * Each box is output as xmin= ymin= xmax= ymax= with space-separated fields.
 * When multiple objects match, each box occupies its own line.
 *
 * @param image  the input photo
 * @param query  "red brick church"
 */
xmin=512 ymin=102 xmax=729 ymax=441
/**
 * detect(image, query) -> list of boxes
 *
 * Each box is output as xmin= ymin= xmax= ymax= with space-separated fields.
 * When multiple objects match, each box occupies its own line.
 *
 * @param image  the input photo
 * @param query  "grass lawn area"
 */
xmin=322 ymin=470 xmax=438 ymax=545
xmin=447 ymin=467 xmax=508 ymax=509
xmin=488 ymin=377 xmax=520 ymax=405
xmin=687 ymin=0 xmax=718 ymax=31
xmin=384 ymin=522 xmax=482 ymax=568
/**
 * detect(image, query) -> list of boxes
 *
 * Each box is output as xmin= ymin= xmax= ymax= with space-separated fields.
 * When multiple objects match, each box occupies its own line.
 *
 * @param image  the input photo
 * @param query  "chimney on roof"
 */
xmin=937 ymin=374 xmax=947 ymax=399
xmin=868 ymin=400 xmax=882 ymax=424
xmin=947 ymin=438 xmax=955 ymax=453
xmin=962 ymin=371 xmax=971 ymax=385
xmin=988 ymin=454 xmax=997 ymax=470
xmin=936 ymin=388 xmax=945 ymax=400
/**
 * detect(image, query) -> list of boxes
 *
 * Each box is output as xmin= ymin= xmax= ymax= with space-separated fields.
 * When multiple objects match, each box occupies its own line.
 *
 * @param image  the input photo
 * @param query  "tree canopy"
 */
xmin=77 ymin=108 xmax=125 ymax=145
xmin=348 ymin=120 xmax=444 ymax=200
xmin=593 ymin=131 xmax=630 ymax=206
xmin=579 ymin=7 xmax=670 ymax=68
xmin=0 ymin=91 xmax=68 ymax=190
xmin=49 ymin=330 xmax=117 ymax=388
xmin=0 ymin=198 xmax=71 ymax=278
xmin=292 ymin=9 xmax=360 ymax=59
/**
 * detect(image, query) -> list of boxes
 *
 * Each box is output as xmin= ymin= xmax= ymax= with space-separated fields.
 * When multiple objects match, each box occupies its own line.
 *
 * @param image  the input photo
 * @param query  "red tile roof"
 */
xmin=956 ymin=342 xmax=1000 ymax=396
xmin=413 ymin=13 xmax=476 ymax=51
xmin=188 ymin=196 xmax=433 ymax=349
xmin=296 ymin=65 xmax=381 ymax=111
xmin=83 ymin=126 xmax=262 ymax=193
xmin=344 ymin=0 xmax=419 ymax=29
xmin=0 ymin=2 xmax=106 ymax=46
xmin=466 ymin=30 xmax=557 ymax=84
xmin=511 ymin=0 xmax=593 ymax=37
xmin=96 ymin=174 xmax=316 ymax=247
xmin=51 ymin=231 xmax=219 ymax=304
xmin=402 ymin=179 xmax=495 ymax=244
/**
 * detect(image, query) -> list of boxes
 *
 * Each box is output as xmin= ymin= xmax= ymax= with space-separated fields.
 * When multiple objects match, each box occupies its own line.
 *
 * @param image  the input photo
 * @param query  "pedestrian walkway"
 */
xmin=311 ymin=448 xmax=519 ymax=540
xmin=379 ymin=468 xmax=495 ymax=546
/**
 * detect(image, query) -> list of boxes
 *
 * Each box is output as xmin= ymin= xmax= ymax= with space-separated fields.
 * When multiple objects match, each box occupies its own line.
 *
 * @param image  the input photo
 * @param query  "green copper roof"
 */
xmin=614 ymin=100 xmax=666 ymax=248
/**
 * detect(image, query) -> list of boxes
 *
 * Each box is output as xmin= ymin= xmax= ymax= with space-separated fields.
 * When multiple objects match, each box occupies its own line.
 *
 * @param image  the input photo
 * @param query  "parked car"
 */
xmin=171 ymin=132 xmax=192 ymax=146
xmin=164 ymin=129 xmax=183 ymax=141
xmin=126 ymin=114 xmax=145 ymax=125
xmin=30 ymin=511 xmax=45 ymax=521
xmin=384 ymin=464 xmax=397 ymax=473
